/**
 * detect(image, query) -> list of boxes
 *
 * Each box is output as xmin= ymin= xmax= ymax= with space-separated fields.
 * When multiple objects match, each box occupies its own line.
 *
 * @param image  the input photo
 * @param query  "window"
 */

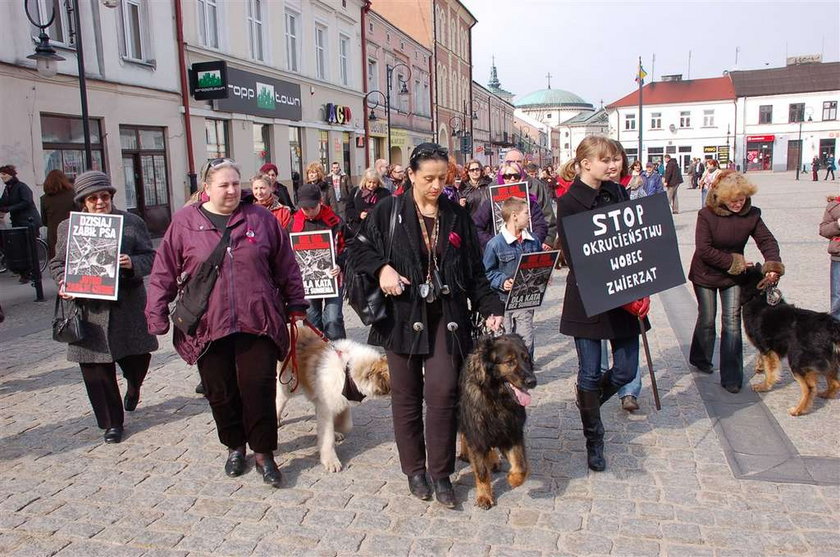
xmin=119 ymin=126 xmax=169 ymax=224
xmin=423 ymin=82 xmax=430 ymax=116
xmin=285 ymin=11 xmax=299 ymax=72
xmin=679 ymin=111 xmax=691 ymax=128
xmin=823 ymin=101 xmax=837 ymax=121
xmin=367 ymin=58 xmax=378 ymax=91
xmin=759 ymin=104 xmax=773 ymax=124
xmin=339 ymin=34 xmax=350 ymax=87
xmin=414 ymin=79 xmax=421 ymax=114
xmin=315 ymin=25 xmax=328 ymax=80
xmin=703 ymin=109 xmax=715 ymax=127
xmin=319 ymin=130 xmax=329 ymax=169
xmin=624 ymin=113 xmax=636 ymax=130
xmin=253 ymin=124 xmax=271 ymax=167
xmin=41 ymin=115 xmax=104 ymax=180
xmin=197 ymin=0 xmax=219 ymax=49
xmin=205 ymin=119 xmax=228 ymax=160
xmin=33 ymin=0 xmax=72 ymax=47
xmin=650 ymin=112 xmax=661 ymax=129
xmin=398 ymin=73 xmax=408 ymax=112
xmin=247 ymin=0 xmax=264 ymax=61
xmin=121 ymin=0 xmax=147 ymax=61
xmin=789 ymin=103 xmax=805 ymax=123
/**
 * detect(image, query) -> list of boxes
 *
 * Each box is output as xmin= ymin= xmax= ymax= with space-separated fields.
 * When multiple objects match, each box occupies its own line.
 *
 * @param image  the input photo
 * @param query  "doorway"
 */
xmin=120 ymin=127 xmax=171 ymax=237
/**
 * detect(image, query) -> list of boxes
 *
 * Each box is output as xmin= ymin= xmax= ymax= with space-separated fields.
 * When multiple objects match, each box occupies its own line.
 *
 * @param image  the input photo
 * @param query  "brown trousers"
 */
xmin=79 ymin=353 xmax=151 ymax=429
xmin=197 ymin=333 xmax=278 ymax=453
xmin=386 ymin=316 xmax=462 ymax=480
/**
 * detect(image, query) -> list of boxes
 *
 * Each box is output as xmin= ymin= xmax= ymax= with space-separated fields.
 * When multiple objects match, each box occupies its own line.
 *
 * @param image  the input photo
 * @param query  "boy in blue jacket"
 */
xmin=483 ymin=197 xmax=542 ymax=357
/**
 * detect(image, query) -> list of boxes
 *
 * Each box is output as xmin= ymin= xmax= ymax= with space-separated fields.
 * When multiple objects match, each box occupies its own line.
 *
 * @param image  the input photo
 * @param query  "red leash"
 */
xmin=279 ymin=318 xmax=330 ymax=392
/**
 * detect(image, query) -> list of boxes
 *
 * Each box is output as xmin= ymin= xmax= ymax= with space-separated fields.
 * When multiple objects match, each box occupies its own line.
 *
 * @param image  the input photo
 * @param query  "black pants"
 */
xmin=386 ymin=315 xmax=462 ymax=480
xmin=197 ymin=333 xmax=278 ymax=453
xmin=79 ymin=353 xmax=151 ymax=429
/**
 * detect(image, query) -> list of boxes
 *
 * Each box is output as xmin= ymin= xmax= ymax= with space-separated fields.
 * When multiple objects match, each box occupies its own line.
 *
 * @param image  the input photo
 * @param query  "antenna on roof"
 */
xmin=735 ymin=46 xmax=739 ymax=68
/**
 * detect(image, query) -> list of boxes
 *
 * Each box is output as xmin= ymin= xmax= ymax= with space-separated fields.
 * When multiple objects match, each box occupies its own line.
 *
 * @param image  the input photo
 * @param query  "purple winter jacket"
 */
xmin=145 ymin=203 xmax=307 ymax=365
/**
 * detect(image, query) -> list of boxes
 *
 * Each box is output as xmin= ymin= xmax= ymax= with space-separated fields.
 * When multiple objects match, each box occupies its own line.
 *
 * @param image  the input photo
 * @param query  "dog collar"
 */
xmin=337 ymin=349 xmax=366 ymax=402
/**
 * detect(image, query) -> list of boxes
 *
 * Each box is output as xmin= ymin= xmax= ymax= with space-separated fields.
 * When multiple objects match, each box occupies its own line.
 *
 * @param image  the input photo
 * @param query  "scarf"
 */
xmin=255 ymin=194 xmax=280 ymax=210
xmin=360 ymin=187 xmax=377 ymax=201
xmin=290 ymin=203 xmax=345 ymax=255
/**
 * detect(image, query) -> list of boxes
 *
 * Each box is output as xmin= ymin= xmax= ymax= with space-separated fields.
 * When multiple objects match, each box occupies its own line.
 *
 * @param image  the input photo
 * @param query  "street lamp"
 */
xmin=364 ymin=62 xmax=411 ymax=164
xmin=795 ymin=111 xmax=813 ymax=181
xmin=449 ymin=116 xmax=464 ymax=137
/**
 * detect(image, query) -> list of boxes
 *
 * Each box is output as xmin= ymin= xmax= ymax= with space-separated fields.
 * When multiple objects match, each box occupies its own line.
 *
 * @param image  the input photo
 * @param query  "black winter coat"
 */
xmin=0 ymin=178 xmax=42 ymax=229
xmin=348 ymin=189 xmax=504 ymax=356
xmin=461 ymin=177 xmax=491 ymax=217
xmin=556 ymin=178 xmax=650 ymax=339
xmin=344 ymin=186 xmax=391 ymax=234
xmin=663 ymin=159 xmax=683 ymax=187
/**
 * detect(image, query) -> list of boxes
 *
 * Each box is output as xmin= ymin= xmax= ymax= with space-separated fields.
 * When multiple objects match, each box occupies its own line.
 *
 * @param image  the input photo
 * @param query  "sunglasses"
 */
xmin=468 ymin=167 xmax=482 ymax=172
xmin=503 ymin=173 xmax=521 ymax=180
xmin=409 ymin=145 xmax=448 ymax=164
xmin=85 ymin=192 xmax=112 ymax=203
xmin=203 ymin=157 xmax=236 ymax=181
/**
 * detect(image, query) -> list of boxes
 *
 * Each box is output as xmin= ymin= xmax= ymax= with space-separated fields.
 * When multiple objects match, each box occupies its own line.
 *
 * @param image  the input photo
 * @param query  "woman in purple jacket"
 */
xmin=146 ymin=158 xmax=307 ymax=488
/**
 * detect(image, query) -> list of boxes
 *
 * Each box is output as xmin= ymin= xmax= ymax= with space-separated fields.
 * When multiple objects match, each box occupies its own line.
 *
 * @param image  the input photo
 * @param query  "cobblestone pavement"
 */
xmin=1 ymin=172 xmax=838 ymax=556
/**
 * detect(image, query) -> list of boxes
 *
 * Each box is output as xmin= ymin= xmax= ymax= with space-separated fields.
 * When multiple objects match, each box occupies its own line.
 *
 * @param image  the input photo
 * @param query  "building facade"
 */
xmin=471 ymin=81 xmax=515 ymax=167
xmin=1 ymin=0 xmax=185 ymax=236
xmin=364 ymin=10 xmax=433 ymax=167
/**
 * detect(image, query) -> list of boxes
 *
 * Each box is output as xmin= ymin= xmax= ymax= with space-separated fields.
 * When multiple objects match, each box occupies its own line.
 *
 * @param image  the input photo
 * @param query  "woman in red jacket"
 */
xmin=146 ymin=158 xmax=307 ymax=487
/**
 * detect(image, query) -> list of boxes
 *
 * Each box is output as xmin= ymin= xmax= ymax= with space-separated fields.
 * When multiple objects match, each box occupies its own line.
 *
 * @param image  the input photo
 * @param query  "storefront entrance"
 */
xmin=746 ymin=135 xmax=774 ymax=171
xmin=120 ymin=126 xmax=171 ymax=237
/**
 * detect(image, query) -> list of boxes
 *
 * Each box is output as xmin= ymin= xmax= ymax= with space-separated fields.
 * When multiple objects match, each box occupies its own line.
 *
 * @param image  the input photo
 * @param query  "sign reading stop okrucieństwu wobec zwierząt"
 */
xmin=560 ymin=194 xmax=685 ymax=317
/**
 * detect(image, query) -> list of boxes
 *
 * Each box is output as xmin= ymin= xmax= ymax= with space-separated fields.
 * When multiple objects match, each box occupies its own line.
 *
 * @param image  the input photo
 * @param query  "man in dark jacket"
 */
xmin=328 ymin=161 xmax=353 ymax=219
xmin=662 ymin=154 xmax=683 ymax=214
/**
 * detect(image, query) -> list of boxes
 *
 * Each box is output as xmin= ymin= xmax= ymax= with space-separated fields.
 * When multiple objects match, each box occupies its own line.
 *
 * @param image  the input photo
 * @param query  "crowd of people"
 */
xmin=13 ymin=133 xmax=840 ymax=509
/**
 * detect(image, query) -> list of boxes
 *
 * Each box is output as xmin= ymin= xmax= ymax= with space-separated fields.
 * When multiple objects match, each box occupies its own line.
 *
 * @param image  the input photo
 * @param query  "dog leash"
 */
xmin=279 ymin=318 xmax=331 ymax=392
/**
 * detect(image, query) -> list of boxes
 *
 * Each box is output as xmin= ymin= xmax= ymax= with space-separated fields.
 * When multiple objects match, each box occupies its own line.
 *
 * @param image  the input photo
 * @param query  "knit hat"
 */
xmin=74 ymin=170 xmax=116 ymax=203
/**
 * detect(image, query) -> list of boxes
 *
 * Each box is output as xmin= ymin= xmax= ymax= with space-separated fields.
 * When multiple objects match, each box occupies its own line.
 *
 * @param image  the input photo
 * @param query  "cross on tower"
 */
xmin=546 ymin=72 xmax=552 ymax=89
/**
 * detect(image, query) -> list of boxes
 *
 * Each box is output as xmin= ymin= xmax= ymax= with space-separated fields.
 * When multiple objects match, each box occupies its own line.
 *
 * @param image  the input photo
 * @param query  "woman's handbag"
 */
xmin=52 ymin=296 xmax=86 ymax=344
xmin=345 ymin=196 xmax=401 ymax=325
xmin=171 ymin=222 xmax=238 ymax=335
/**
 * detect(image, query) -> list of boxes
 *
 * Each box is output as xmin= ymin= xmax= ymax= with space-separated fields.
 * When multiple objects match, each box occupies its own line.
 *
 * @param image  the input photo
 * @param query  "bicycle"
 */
xmin=0 ymin=237 xmax=49 ymax=274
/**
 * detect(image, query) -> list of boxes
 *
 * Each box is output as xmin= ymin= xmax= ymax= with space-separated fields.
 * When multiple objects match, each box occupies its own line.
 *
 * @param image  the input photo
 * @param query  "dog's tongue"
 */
xmin=510 ymin=384 xmax=531 ymax=407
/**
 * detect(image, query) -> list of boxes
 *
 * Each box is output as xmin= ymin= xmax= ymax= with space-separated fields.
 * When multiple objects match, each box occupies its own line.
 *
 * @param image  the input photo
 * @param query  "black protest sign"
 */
xmin=560 ymin=194 xmax=685 ymax=317
xmin=63 ymin=211 xmax=124 ymax=301
xmin=290 ymin=230 xmax=339 ymax=299
xmin=505 ymin=251 xmax=560 ymax=311
xmin=489 ymin=182 xmax=531 ymax=235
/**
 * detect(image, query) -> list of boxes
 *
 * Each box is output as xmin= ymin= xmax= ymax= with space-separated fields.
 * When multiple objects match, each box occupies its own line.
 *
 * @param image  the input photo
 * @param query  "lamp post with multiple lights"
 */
xmin=365 ymin=62 xmax=411 ymax=164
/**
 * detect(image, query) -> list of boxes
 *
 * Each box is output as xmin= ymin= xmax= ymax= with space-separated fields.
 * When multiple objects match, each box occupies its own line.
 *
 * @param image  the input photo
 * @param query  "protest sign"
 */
xmin=290 ymin=230 xmax=339 ymax=299
xmin=560 ymin=194 xmax=685 ymax=317
xmin=489 ymin=181 xmax=531 ymax=235
xmin=505 ymin=250 xmax=561 ymax=311
xmin=63 ymin=211 xmax=124 ymax=300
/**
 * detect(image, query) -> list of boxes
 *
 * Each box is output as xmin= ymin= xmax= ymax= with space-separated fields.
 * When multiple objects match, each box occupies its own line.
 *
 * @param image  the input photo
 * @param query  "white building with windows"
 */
xmin=0 ymin=0 xmax=185 ymax=235
xmin=606 ymin=76 xmax=737 ymax=170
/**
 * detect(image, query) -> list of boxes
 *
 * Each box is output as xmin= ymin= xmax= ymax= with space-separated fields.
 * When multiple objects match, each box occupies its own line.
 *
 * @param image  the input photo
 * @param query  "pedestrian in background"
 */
xmin=50 ymin=171 xmax=158 ymax=444
xmin=825 ymin=154 xmax=836 ymax=181
xmin=258 ymin=163 xmax=294 ymax=210
xmin=819 ymin=194 xmax=840 ymax=320
xmin=555 ymin=135 xmax=650 ymax=472
xmin=699 ymin=159 xmax=720 ymax=207
xmin=146 ymin=158 xmax=307 ymax=487
xmin=40 ymin=169 xmax=76 ymax=259
xmin=461 ymin=159 xmax=492 ymax=217
xmin=626 ymin=160 xmax=646 ymax=200
xmin=251 ymin=174 xmax=291 ymax=229
xmin=327 ymin=161 xmax=352 ymax=219
xmin=688 ymin=170 xmax=783 ymax=393
xmin=641 ymin=162 xmax=664 ymax=197
xmin=1 ymin=164 xmax=43 ymax=282
xmin=345 ymin=168 xmax=391 ymax=237
xmin=303 ymin=162 xmax=338 ymax=214
xmin=812 ymin=156 xmax=821 ymax=182
xmin=662 ymin=154 xmax=684 ymax=214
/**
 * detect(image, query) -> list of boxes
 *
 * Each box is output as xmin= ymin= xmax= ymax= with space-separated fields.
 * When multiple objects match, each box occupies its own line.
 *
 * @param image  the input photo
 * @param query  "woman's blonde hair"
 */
xmin=358 ymin=167 xmax=382 ymax=189
xmin=250 ymin=174 xmax=271 ymax=189
xmin=201 ymin=158 xmax=241 ymax=185
xmin=712 ymin=170 xmax=757 ymax=204
xmin=305 ymin=161 xmax=325 ymax=182
xmin=560 ymin=135 xmax=618 ymax=180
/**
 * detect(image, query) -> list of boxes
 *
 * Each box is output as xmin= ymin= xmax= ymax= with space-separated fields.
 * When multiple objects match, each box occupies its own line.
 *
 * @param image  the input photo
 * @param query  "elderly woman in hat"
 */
xmin=49 ymin=171 xmax=158 ymax=444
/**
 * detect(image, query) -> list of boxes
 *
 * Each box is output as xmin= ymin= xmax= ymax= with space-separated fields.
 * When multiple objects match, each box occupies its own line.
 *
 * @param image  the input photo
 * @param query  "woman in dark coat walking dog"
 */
xmin=348 ymin=142 xmax=504 ymax=508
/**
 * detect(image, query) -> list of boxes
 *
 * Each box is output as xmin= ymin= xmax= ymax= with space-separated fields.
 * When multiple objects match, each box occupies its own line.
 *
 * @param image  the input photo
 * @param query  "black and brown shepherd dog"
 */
xmin=458 ymin=334 xmax=536 ymax=509
xmin=740 ymin=264 xmax=840 ymax=416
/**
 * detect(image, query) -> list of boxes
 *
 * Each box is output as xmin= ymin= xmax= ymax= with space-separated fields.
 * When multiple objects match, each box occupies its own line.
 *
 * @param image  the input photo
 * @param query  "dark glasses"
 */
xmin=85 ymin=192 xmax=111 ymax=203
xmin=409 ymin=145 xmax=448 ymax=164
xmin=503 ymin=173 xmax=521 ymax=180
xmin=468 ymin=167 xmax=482 ymax=172
xmin=203 ymin=157 xmax=235 ymax=181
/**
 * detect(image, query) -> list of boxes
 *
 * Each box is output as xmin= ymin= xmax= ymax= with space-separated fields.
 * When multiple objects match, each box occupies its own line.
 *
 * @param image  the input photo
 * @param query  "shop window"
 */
xmin=789 ymin=103 xmax=805 ymax=123
xmin=205 ymin=119 xmax=228 ymax=160
xmin=247 ymin=0 xmax=264 ymax=62
xmin=758 ymin=105 xmax=772 ymax=124
xmin=624 ymin=113 xmax=636 ymax=131
xmin=315 ymin=24 xmax=328 ymax=80
xmin=650 ymin=112 xmax=661 ymax=129
xmin=319 ymin=130 xmax=329 ymax=169
xmin=679 ymin=111 xmax=691 ymax=128
xmin=285 ymin=11 xmax=300 ymax=72
xmin=119 ymin=126 xmax=171 ymax=237
xmin=197 ymin=0 xmax=219 ymax=49
xmin=32 ymin=0 xmax=73 ymax=47
xmin=339 ymin=34 xmax=350 ymax=87
xmin=254 ymin=124 xmax=271 ymax=167
xmin=41 ymin=115 xmax=105 ymax=180
xmin=289 ymin=127 xmax=303 ymax=191
xmin=823 ymin=101 xmax=837 ymax=121
xmin=703 ymin=109 xmax=715 ymax=127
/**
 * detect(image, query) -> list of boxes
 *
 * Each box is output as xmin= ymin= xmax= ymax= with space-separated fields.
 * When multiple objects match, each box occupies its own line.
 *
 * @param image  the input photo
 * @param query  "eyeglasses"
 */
xmin=468 ymin=167 xmax=482 ymax=172
xmin=409 ymin=145 xmax=448 ymax=165
xmin=503 ymin=173 xmax=521 ymax=180
xmin=203 ymin=157 xmax=236 ymax=181
xmin=85 ymin=192 xmax=111 ymax=203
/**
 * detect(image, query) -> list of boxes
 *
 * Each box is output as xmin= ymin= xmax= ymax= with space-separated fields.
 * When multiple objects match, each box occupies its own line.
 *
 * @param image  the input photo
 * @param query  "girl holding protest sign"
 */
xmin=555 ymin=136 xmax=650 ymax=472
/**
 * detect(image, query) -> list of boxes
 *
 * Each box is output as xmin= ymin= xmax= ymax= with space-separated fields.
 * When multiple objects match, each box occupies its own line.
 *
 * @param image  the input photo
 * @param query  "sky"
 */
xmin=468 ymin=0 xmax=840 ymax=106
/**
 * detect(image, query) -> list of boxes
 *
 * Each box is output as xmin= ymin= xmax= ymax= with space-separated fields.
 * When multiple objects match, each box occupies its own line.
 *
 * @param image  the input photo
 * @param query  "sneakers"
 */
xmin=621 ymin=395 xmax=640 ymax=412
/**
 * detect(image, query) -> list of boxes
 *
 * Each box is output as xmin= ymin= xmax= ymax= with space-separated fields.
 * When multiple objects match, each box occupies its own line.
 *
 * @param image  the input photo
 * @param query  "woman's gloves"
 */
xmin=621 ymin=297 xmax=650 ymax=319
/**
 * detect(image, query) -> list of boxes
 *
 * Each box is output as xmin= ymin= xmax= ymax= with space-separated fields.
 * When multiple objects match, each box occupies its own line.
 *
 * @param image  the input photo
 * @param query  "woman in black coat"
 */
xmin=0 ymin=165 xmax=42 ymax=229
xmin=556 ymin=136 xmax=650 ymax=474
xmin=345 ymin=168 xmax=391 ymax=235
xmin=348 ymin=143 xmax=503 ymax=509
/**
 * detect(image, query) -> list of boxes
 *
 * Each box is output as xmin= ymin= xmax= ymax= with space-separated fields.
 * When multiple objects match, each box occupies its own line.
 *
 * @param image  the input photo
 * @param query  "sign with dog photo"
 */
xmin=63 ymin=211 xmax=124 ymax=301
xmin=560 ymin=194 xmax=685 ymax=317
xmin=489 ymin=181 xmax=531 ymax=235
xmin=290 ymin=230 xmax=339 ymax=299
xmin=505 ymin=251 xmax=561 ymax=311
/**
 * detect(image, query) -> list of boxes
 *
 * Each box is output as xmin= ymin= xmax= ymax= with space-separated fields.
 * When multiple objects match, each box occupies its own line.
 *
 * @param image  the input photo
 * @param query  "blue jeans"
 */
xmin=575 ymin=337 xmax=639 ymax=392
xmin=689 ymin=284 xmax=743 ymax=388
xmin=601 ymin=340 xmax=641 ymax=398
xmin=831 ymin=260 xmax=840 ymax=320
xmin=700 ymin=187 xmax=709 ymax=207
xmin=306 ymin=288 xmax=346 ymax=341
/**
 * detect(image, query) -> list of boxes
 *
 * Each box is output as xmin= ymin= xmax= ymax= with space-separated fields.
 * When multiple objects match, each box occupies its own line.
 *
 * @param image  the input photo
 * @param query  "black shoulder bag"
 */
xmin=52 ymin=297 xmax=86 ymax=344
xmin=345 ymin=196 xmax=401 ymax=325
xmin=171 ymin=222 xmax=238 ymax=335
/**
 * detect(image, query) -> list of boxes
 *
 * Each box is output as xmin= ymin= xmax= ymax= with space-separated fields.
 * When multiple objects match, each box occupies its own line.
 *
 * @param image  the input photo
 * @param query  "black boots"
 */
xmin=577 ymin=387 xmax=606 ymax=472
xmin=407 ymin=474 xmax=432 ymax=501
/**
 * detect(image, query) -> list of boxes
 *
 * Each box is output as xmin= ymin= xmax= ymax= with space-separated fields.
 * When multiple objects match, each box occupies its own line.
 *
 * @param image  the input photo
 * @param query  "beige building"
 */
xmin=471 ymin=81 xmax=515 ymax=167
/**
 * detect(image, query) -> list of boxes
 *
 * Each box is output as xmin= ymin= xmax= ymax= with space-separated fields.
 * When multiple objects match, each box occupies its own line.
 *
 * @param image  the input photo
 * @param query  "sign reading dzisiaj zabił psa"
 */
xmin=63 ymin=212 xmax=124 ymax=301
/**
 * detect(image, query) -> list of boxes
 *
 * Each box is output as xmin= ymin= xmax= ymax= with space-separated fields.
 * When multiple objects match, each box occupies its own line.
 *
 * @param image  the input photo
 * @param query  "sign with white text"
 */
xmin=63 ymin=212 xmax=124 ymax=301
xmin=290 ymin=230 xmax=339 ymax=299
xmin=560 ymin=194 xmax=684 ymax=316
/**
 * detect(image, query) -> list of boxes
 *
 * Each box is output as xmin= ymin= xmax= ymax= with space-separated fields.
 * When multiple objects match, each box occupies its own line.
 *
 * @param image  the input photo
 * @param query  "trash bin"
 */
xmin=0 ymin=227 xmax=32 ymax=274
